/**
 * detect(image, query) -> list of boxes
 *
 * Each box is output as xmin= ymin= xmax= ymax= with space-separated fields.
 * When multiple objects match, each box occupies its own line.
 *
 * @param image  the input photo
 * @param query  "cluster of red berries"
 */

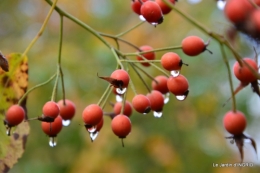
xmin=131 ymin=0 xmax=176 ymax=25
xmin=224 ymin=0 xmax=260 ymax=40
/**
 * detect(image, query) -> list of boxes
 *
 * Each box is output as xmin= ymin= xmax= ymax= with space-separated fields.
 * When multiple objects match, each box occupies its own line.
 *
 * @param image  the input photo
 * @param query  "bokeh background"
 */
xmin=1 ymin=0 xmax=260 ymax=172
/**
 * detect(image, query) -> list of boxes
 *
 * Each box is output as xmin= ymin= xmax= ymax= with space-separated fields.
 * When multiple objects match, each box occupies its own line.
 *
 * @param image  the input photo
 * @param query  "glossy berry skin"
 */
xmin=113 ymin=101 xmax=133 ymax=117
xmin=233 ymin=58 xmax=258 ymax=84
xmin=182 ymin=36 xmax=206 ymax=56
xmin=131 ymin=0 xmax=148 ymax=15
xmin=161 ymin=52 xmax=182 ymax=71
xmin=57 ymin=99 xmax=76 ymax=120
xmin=224 ymin=0 xmax=253 ymax=24
xmin=250 ymin=10 xmax=260 ymax=31
xmin=110 ymin=69 xmax=130 ymax=88
xmin=137 ymin=45 xmax=155 ymax=67
xmin=42 ymin=101 xmax=60 ymax=119
xmin=141 ymin=1 xmax=163 ymax=24
xmin=132 ymin=94 xmax=151 ymax=114
xmin=111 ymin=114 xmax=131 ymax=138
xmin=223 ymin=111 xmax=246 ymax=135
xmin=147 ymin=90 xmax=164 ymax=112
xmin=167 ymin=75 xmax=189 ymax=95
xmin=41 ymin=116 xmax=63 ymax=137
xmin=95 ymin=117 xmax=104 ymax=132
xmin=5 ymin=105 xmax=25 ymax=127
xmin=82 ymin=104 xmax=103 ymax=126
xmin=155 ymin=0 xmax=175 ymax=15
xmin=152 ymin=75 xmax=169 ymax=94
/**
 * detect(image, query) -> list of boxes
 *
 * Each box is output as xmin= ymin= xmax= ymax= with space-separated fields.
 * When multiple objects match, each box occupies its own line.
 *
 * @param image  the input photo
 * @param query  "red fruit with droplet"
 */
xmin=141 ymin=1 xmax=164 ymax=24
xmin=161 ymin=52 xmax=182 ymax=71
xmin=137 ymin=45 xmax=155 ymax=67
xmin=223 ymin=110 xmax=246 ymax=135
xmin=167 ymin=75 xmax=189 ymax=95
xmin=5 ymin=105 xmax=25 ymax=127
xmin=110 ymin=69 xmax=130 ymax=88
xmin=152 ymin=75 xmax=169 ymax=94
xmin=113 ymin=101 xmax=133 ymax=117
xmin=82 ymin=104 xmax=103 ymax=126
xmin=155 ymin=0 xmax=176 ymax=15
xmin=131 ymin=0 xmax=148 ymax=15
xmin=147 ymin=90 xmax=164 ymax=112
xmin=57 ymin=99 xmax=76 ymax=120
xmin=41 ymin=116 xmax=63 ymax=137
xmin=182 ymin=36 xmax=206 ymax=56
xmin=42 ymin=101 xmax=60 ymax=119
xmin=111 ymin=114 xmax=131 ymax=138
xmin=224 ymin=0 xmax=253 ymax=24
xmin=132 ymin=94 xmax=151 ymax=114
xmin=233 ymin=58 xmax=258 ymax=84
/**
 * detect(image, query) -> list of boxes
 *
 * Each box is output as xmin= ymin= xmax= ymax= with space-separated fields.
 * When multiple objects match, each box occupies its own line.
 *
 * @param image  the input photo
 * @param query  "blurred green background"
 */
xmin=1 ymin=0 xmax=260 ymax=172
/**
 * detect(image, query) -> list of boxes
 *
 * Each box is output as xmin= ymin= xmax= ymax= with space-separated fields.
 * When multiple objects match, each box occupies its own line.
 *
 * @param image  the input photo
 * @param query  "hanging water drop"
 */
xmin=87 ymin=126 xmax=97 ymax=133
xmin=6 ymin=128 xmax=11 ymax=136
xmin=116 ymin=87 xmax=127 ymax=94
xmin=139 ymin=15 xmax=146 ymax=21
xmin=163 ymin=92 xmax=170 ymax=104
xmin=217 ymin=1 xmax=226 ymax=10
xmin=49 ymin=137 xmax=57 ymax=147
xmin=116 ymin=95 xmax=123 ymax=102
xmin=171 ymin=70 xmax=180 ymax=77
xmin=153 ymin=111 xmax=163 ymax=118
xmin=90 ymin=131 xmax=99 ymax=141
xmin=176 ymin=90 xmax=189 ymax=101
xmin=62 ymin=119 xmax=71 ymax=126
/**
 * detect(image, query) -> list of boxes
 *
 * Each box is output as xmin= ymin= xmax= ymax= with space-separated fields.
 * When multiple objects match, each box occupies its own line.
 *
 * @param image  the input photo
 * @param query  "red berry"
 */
xmin=155 ymin=0 xmax=176 ymax=15
xmin=167 ymin=75 xmax=189 ymax=95
xmin=82 ymin=104 xmax=103 ymax=126
xmin=132 ymin=94 xmax=151 ymax=114
xmin=146 ymin=90 xmax=164 ymax=112
xmin=5 ymin=105 xmax=25 ymax=127
xmin=152 ymin=75 xmax=169 ymax=94
xmin=224 ymin=0 xmax=253 ymax=24
xmin=113 ymin=101 xmax=133 ymax=117
xmin=137 ymin=45 xmax=155 ymax=67
xmin=223 ymin=110 xmax=246 ymax=135
xmin=57 ymin=99 xmax=76 ymax=120
xmin=95 ymin=117 xmax=104 ymax=132
xmin=42 ymin=101 xmax=60 ymax=119
xmin=131 ymin=0 xmax=148 ymax=15
xmin=110 ymin=69 xmax=130 ymax=88
xmin=249 ymin=10 xmax=260 ymax=31
xmin=160 ymin=52 xmax=182 ymax=71
xmin=111 ymin=114 xmax=131 ymax=138
xmin=181 ymin=36 xmax=206 ymax=56
xmin=41 ymin=116 xmax=63 ymax=137
xmin=141 ymin=1 xmax=163 ymax=24
xmin=233 ymin=58 xmax=258 ymax=84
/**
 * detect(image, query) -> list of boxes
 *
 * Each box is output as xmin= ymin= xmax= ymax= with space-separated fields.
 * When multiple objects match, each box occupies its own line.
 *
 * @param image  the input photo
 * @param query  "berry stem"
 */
xmin=100 ymin=86 xmax=113 ymax=110
xmin=219 ymin=43 xmax=236 ymax=112
xmin=123 ymin=46 xmax=182 ymax=56
xmin=131 ymin=63 xmax=160 ymax=84
xmin=18 ymin=74 xmax=57 ymax=106
xmin=51 ymin=66 xmax=60 ymax=102
xmin=98 ymin=84 xmax=112 ymax=108
xmin=129 ymin=76 xmax=138 ymax=96
xmin=116 ymin=21 xmax=145 ymax=37
xmin=111 ymin=48 xmax=124 ymax=70
xmin=120 ymin=59 xmax=161 ymax=63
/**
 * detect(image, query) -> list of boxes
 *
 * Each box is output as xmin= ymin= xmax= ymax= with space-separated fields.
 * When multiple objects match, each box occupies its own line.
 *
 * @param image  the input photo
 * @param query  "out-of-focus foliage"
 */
xmin=0 ymin=0 xmax=259 ymax=173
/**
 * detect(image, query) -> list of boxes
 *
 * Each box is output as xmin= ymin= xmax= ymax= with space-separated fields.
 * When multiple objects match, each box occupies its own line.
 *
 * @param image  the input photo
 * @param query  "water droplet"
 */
xmin=49 ymin=137 xmax=57 ymax=147
xmin=116 ymin=95 xmax=123 ymax=102
xmin=153 ymin=111 xmax=163 ymax=118
xmin=90 ymin=131 xmax=99 ymax=141
xmin=151 ymin=22 xmax=158 ymax=27
xmin=6 ymin=128 xmax=11 ymax=136
xmin=62 ymin=119 xmax=71 ymax=126
xmin=116 ymin=88 xmax=127 ymax=94
xmin=187 ymin=0 xmax=202 ymax=4
xmin=87 ymin=126 xmax=97 ymax=133
xmin=217 ymin=1 xmax=226 ymax=10
xmin=171 ymin=70 xmax=180 ymax=77
xmin=163 ymin=92 xmax=170 ymax=104
xmin=176 ymin=90 xmax=189 ymax=101
xmin=139 ymin=15 xmax=146 ymax=21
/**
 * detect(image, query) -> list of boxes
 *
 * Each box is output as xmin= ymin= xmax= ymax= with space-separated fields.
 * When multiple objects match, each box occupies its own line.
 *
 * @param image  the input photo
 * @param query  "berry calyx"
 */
xmin=41 ymin=115 xmax=63 ymax=137
xmin=167 ymin=74 xmax=189 ymax=95
xmin=141 ymin=1 xmax=164 ymax=24
xmin=5 ymin=105 xmax=25 ymax=127
xmin=137 ymin=45 xmax=155 ymax=67
xmin=132 ymin=94 xmax=151 ymax=114
xmin=181 ymin=36 xmax=207 ymax=56
xmin=42 ymin=101 xmax=60 ymax=119
xmin=223 ymin=110 xmax=246 ymax=135
xmin=111 ymin=114 xmax=131 ymax=138
xmin=82 ymin=104 xmax=103 ymax=127
xmin=110 ymin=69 xmax=130 ymax=89
xmin=57 ymin=99 xmax=76 ymax=120
xmin=233 ymin=58 xmax=258 ymax=84
xmin=113 ymin=101 xmax=133 ymax=117
xmin=152 ymin=75 xmax=169 ymax=94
